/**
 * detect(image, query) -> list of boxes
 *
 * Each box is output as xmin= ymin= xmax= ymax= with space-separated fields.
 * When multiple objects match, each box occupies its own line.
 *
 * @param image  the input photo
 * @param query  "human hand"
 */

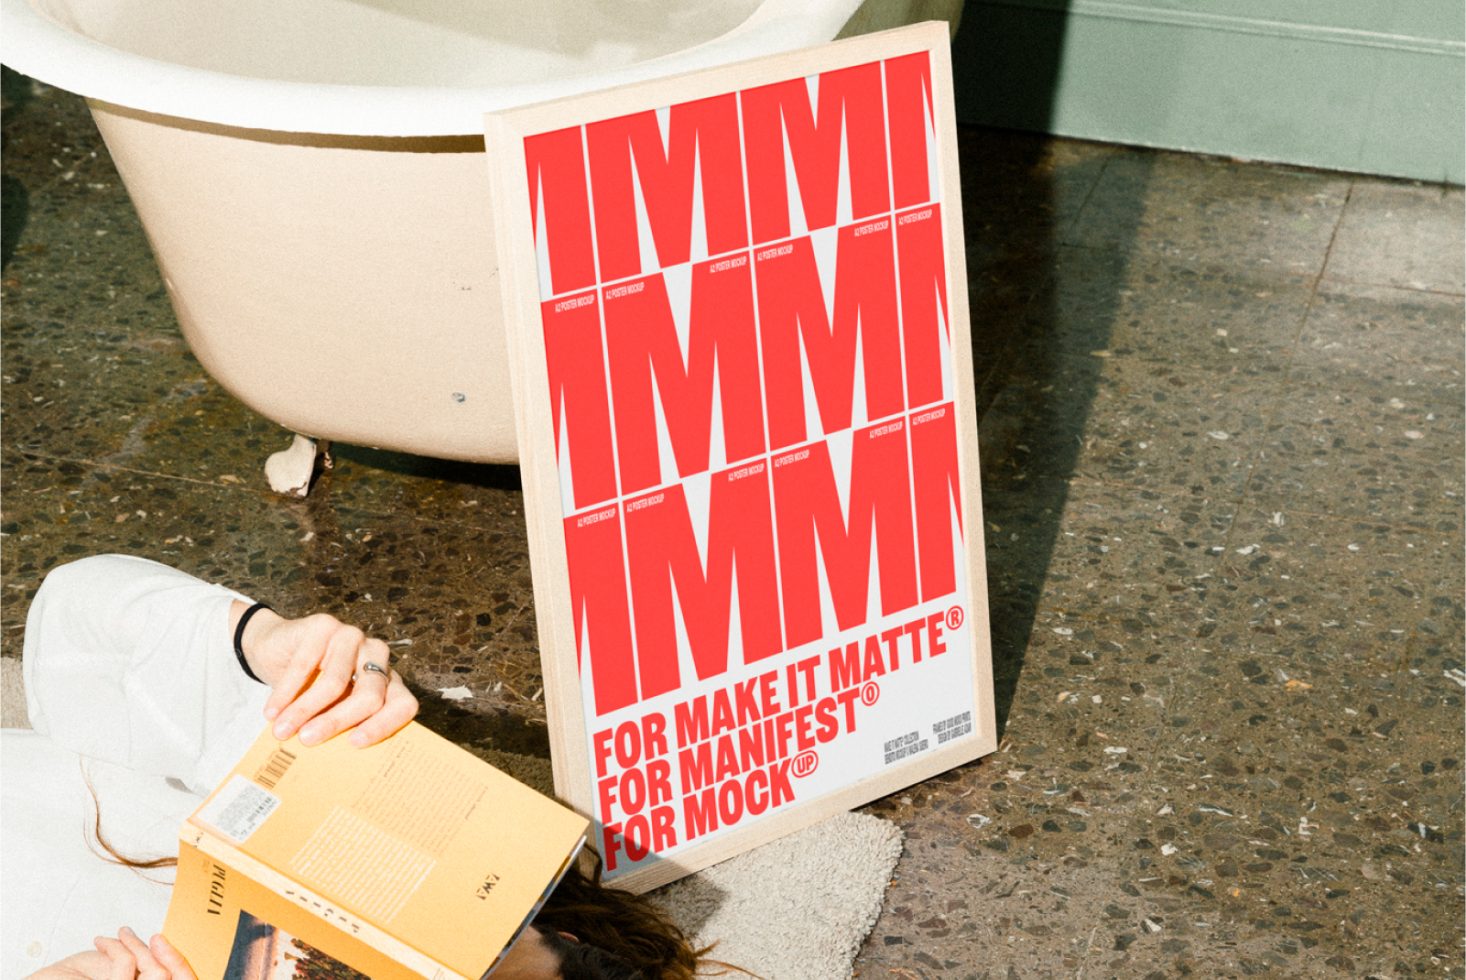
xmin=231 ymin=602 xmax=419 ymax=747
xmin=29 ymin=929 xmax=195 ymax=980
xmin=96 ymin=929 xmax=196 ymax=980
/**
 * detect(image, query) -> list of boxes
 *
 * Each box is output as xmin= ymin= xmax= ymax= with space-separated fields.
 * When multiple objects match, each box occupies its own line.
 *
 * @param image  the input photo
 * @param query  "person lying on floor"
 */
xmin=5 ymin=554 xmax=704 ymax=980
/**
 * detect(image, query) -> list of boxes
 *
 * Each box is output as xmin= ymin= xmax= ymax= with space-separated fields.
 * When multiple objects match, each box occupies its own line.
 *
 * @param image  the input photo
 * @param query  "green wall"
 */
xmin=952 ymin=0 xmax=1465 ymax=183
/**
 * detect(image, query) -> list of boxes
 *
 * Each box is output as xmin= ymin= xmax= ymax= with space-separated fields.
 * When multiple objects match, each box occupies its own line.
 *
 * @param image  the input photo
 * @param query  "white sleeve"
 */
xmin=23 ymin=554 xmax=273 ymax=795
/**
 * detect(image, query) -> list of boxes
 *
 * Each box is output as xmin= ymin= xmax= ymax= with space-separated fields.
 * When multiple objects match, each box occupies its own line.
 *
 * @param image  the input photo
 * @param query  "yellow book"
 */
xmin=163 ymin=722 xmax=589 ymax=979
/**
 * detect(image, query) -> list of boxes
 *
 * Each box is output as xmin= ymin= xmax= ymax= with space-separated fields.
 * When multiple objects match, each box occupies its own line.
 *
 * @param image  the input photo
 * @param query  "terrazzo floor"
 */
xmin=3 ymin=69 xmax=1463 ymax=977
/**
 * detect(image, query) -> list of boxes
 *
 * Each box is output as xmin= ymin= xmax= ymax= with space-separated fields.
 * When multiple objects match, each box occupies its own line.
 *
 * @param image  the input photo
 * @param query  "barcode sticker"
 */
xmin=255 ymin=746 xmax=297 ymax=789
xmin=197 ymin=775 xmax=281 ymax=843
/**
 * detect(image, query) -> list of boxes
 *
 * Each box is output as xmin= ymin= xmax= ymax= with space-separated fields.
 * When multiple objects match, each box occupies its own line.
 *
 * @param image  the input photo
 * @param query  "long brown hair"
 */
xmin=88 ymin=771 xmax=176 ymax=872
xmin=532 ymin=853 xmax=710 ymax=980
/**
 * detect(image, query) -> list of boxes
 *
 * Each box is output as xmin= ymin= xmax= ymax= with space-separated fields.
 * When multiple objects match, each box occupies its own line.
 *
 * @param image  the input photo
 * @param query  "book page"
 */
xmin=164 ymin=839 xmax=432 ymax=980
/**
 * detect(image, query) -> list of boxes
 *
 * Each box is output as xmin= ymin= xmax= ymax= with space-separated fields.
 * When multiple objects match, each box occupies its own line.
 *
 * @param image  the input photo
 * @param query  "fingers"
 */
xmin=347 ymin=671 xmax=419 ymax=747
xmin=295 ymin=638 xmax=395 ymax=746
xmin=263 ymin=617 xmax=418 ymax=748
xmin=93 ymin=934 xmax=134 ymax=980
xmin=116 ymin=929 xmax=163 ymax=980
xmin=269 ymin=618 xmax=364 ymax=742
xmin=96 ymin=927 xmax=169 ymax=980
xmin=262 ymin=614 xmax=336 ymax=725
xmin=149 ymin=935 xmax=197 ymax=980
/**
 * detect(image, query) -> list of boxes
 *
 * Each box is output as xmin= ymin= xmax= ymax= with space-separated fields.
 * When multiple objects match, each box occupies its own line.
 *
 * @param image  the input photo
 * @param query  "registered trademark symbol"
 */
xmin=860 ymin=681 xmax=880 ymax=706
xmin=946 ymin=605 xmax=965 ymax=630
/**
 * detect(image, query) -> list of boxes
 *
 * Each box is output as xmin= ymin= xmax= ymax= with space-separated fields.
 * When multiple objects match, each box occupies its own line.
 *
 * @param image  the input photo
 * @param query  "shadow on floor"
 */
xmin=332 ymin=444 xmax=523 ymax=494
xmin=1 ymin=66 xmax=34 ymax=269
xmin=951 ymin=2 xmax=1150 ymax=738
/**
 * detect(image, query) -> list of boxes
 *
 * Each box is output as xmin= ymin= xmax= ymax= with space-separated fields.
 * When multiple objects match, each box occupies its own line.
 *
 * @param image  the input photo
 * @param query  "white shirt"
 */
xmin=2 ymin=555 xmax=271 ymax=977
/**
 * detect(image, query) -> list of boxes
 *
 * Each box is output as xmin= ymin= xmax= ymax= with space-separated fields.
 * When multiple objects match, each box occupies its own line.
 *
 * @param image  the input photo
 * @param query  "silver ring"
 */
xmin=357 ymin=661 xmax=389 ymax=681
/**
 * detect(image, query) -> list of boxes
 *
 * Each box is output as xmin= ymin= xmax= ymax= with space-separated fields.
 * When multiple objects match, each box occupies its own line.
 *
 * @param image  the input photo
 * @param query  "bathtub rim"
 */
xmin=1 ymin=0 xmax=864 ymax=137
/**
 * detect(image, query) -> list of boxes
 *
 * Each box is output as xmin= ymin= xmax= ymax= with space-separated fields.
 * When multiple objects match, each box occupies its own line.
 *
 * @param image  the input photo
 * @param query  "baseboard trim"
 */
xmin=953 ymin=0 xmax=1465 ymax=182
xmin=988 ymin=0 xmax=1464 ymax=57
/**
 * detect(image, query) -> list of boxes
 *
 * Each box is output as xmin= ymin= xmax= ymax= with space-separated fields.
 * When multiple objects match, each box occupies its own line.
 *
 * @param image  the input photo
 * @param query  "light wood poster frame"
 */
xmin=484 ymin=21 xmax=995 ymax=892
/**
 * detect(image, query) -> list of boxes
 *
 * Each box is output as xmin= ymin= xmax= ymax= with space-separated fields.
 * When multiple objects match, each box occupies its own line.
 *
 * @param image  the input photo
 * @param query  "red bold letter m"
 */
xmin=741 ymin=62 xmax=890 ymax=244
xmin=605 ymin=259 xmax=764 ymax=495
xmin=625 ymin=470 xmax=782 ymax=699
xmin=772 ymin=425 xmax=917 ymax=649
xmin=587 ymin=94 xmax=747 ymax=281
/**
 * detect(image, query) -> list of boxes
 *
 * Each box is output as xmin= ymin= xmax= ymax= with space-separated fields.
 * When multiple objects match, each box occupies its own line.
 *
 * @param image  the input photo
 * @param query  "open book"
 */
xmin=163 ymin=722 xmax=589 ymax=979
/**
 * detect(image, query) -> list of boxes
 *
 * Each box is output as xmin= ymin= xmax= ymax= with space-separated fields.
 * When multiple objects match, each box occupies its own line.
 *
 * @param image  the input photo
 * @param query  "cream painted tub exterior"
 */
xmin=4 ymin=0 xmax=962 ymax=484
xmin=87 ymin=111 xmax=515 ymax=465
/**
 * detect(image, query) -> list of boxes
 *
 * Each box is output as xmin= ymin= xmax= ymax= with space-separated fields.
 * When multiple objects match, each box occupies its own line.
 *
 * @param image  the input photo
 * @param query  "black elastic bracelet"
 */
xmin=233 ymin=602 xmax=271 ymax=684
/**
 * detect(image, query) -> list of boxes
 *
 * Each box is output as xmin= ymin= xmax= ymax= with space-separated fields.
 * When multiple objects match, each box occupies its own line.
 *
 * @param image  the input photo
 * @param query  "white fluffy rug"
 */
xmin=4 ymin=660 xmax=902 ymax=979
xmin=653 ymin=812 xmax=904 ymax=978
xmin=476 ymin=748 xmax=904 ymax=979
xmin=2 ymin=658 xmax=26 ymax=730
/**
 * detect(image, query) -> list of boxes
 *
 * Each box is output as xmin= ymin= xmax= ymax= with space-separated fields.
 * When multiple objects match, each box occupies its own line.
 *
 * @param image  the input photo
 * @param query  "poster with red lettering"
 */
xmin=484 ymin=22 xmax=995 ymax=891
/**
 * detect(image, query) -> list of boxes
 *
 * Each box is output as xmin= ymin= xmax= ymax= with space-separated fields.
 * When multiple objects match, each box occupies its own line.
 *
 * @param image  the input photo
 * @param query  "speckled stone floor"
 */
xmin=3 ymin=69 xmax=1462 ymax=978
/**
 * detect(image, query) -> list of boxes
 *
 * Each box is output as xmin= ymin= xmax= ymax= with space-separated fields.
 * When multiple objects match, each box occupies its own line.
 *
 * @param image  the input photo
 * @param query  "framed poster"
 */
xmin=484 ymin=21 xmax=995 ymax=891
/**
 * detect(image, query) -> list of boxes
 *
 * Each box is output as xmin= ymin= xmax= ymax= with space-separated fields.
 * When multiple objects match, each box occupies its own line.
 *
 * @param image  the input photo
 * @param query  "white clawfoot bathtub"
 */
xmin=3 ymin=0 xmax=960 ymax=494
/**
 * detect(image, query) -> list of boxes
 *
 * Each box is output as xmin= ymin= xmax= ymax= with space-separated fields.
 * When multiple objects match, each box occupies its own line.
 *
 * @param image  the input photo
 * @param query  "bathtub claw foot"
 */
xmin=265 ymin=434 xmax=331 ymax=497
